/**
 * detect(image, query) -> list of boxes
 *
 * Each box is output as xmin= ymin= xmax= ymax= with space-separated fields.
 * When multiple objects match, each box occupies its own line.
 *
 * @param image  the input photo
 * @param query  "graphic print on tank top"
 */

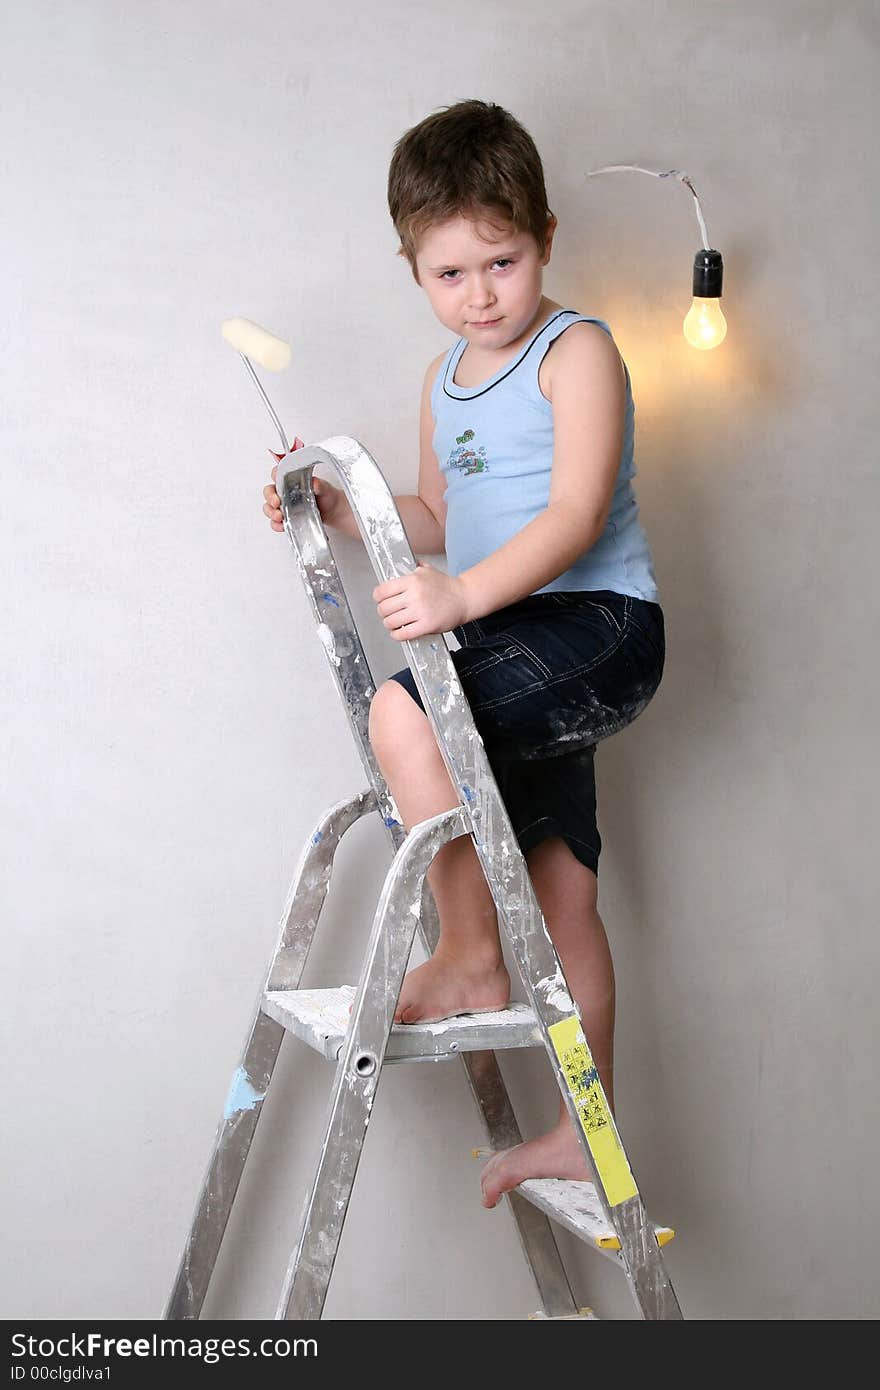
xmin=446 ymin=427 xmax=489 ymax=477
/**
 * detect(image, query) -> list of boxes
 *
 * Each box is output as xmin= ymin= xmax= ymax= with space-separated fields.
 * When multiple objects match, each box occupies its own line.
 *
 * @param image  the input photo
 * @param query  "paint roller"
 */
xmin=220 ymin=317 xmax=304 ymax=465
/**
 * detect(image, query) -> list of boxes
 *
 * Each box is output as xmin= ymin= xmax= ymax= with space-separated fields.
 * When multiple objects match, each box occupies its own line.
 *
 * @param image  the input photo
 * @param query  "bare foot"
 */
xmin=394 ymin=951 xmax=511 ymax=1025
xmin=479 ymin=1115 xmax=594 ymax=1208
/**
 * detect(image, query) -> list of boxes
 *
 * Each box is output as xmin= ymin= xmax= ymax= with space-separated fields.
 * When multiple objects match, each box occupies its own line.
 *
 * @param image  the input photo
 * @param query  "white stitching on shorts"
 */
xmin=517 ymin=820 xmax=599 ymax=857
xmin=564 ymin=833 xmax=600 ymax=852
xmin=550 ymin=596 xmax=624 ymax=633
xmin=508 ymin=634 xmax=553 ymax=679
xmin=592 ymin=601 xmax=622 ymax=632
xmin=517 ymin=816 xmax=553 ymax=836
xmin=462 ymin=644 xmax=520 ymax=678
xmin=470 ymin=627 xmax=629 ymax=711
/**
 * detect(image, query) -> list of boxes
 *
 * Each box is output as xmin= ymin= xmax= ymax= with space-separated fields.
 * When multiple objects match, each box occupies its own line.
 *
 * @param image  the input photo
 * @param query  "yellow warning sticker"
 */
xmin=548 ymin=1015 xmax=638 ymax=1208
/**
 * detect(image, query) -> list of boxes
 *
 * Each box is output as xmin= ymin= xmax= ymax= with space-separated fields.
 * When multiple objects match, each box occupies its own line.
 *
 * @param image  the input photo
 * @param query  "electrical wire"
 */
xmin=584 ymin=165 xmax=711 ymax=250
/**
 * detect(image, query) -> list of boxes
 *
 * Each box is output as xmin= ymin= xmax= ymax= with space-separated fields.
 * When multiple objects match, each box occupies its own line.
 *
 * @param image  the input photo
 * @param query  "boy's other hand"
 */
xmin=262 ymin=445 xmax=346 ymax=533
xmin=262 ymin=465 xmax=285 ymax=531
xmin=373 ymin=562 xmax=470 ymax=639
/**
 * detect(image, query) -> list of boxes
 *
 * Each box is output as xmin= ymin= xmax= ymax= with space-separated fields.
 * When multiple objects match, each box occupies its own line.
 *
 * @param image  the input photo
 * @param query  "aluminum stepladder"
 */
xmin=164 ymin=435 xmax=682 ymax=1321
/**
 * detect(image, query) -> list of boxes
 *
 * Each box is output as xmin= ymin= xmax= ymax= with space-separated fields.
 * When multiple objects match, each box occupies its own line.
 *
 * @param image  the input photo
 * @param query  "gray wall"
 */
xmin=3 ymin=0 xmax=877 ymax=1320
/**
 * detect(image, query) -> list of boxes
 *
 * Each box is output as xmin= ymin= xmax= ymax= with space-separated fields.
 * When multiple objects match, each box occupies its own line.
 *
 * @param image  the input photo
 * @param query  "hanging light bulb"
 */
xmin=584 ymin=166 xmax=729 ymax=348
xmin=683 ymin=249 xmax=726 ymax=350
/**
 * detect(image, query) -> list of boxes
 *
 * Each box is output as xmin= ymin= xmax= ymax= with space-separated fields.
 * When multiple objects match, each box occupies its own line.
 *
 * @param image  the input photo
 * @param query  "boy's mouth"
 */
xmin=471 ymin=317 xmax=502 ymax=328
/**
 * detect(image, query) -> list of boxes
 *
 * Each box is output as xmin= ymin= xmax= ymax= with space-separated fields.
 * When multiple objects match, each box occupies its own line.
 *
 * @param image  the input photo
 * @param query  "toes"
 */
xmin=479 ymin=1152 xmax=504 ymax=1209
xmin=478 ymin=1145 xmax=529 ymax=1209
xmin=480 ymin=1178 xmax=501 ymax=1209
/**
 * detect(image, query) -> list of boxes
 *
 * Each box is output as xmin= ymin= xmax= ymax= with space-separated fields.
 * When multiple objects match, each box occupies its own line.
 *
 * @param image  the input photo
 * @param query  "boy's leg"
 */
xmin=368 ymin=680 xmax=510 ymax=1024
xmin=479 ymin=835 xmax=615 ymax=1208
xmin=529 ymin=836 xmax=615 ymax=1112
xmin=370 ymin=683 xmax=618 ymax=1201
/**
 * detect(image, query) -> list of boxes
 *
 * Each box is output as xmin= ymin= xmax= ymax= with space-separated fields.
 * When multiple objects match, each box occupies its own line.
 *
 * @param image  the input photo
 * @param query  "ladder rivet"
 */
xmin=354 ymin=1051 xmax=378 ymax=1077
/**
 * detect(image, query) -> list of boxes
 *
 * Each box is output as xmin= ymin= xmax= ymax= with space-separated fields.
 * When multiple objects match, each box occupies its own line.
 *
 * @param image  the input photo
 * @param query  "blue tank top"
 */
xmin=431 ymin=308 xmax=660 ymax=602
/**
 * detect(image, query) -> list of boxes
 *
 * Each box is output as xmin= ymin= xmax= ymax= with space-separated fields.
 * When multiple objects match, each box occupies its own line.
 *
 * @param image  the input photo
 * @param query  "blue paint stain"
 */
xmin=224 ymin=1067 xmax=266 ymax=1121
xmin=430 ymin=642 xmax=438 ymax=651
xmin=322 ymin=592 xmax=340 ymax=607
xmin=312 ymin=830 xmax=323 ymax=844
xmin=384 ymin=816 xmax=400 ymax=828
xmin=461 ymin=784 xmax=474 ymax=803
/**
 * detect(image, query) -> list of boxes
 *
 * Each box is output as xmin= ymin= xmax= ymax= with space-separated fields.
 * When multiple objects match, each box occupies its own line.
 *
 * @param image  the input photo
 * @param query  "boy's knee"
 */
xmin=527 ymin=837 xmax=599 ymax=916
xmin=368 ymin=679 xmax=426 ymax=754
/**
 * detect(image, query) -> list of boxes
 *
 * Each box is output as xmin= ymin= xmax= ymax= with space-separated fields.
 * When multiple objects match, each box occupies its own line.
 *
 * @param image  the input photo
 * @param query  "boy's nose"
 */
xmin=468 ymin=282 xmax=496 ymax=309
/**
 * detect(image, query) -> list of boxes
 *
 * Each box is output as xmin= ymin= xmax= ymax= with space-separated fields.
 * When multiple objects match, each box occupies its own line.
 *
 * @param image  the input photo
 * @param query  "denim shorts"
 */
xmin=387 ymin=589 xmax=666 ymax=877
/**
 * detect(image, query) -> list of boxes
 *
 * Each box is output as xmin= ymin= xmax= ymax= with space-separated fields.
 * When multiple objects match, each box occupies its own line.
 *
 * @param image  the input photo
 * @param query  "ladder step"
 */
xmin=515 ymin=1177 xmax=675 ymax=1262
xmin=262 ymin=988 xmax=676 ymax=1255
xmin=261 ymin=985 xmax=544 ymax=1063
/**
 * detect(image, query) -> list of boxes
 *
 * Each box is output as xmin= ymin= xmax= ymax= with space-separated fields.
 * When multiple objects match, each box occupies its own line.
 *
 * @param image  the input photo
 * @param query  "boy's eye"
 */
xmin=438 ymin=259 xmax=513 ymax=281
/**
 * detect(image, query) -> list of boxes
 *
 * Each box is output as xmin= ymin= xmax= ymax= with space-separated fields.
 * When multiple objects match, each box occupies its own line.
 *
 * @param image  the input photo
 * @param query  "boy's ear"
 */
xmin=541 ymin=214 xmax=558 ymax=263
xmin=396 ymin=243 xmax=422 ymax=285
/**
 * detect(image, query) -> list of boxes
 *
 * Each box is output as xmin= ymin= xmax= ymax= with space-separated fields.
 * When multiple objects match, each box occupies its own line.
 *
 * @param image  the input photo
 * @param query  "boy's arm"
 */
xmin=320 ymin=354 xmax=446 ymax=555
xmin=394 ymin=352 xmax=447 ymax=555
xmin=457 ymin=323 xmax=625 ymax=623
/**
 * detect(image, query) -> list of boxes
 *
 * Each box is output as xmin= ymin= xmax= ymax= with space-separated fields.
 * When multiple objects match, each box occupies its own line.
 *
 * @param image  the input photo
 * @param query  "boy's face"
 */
xmin=413 ymin=210 xmax=555 ymax=348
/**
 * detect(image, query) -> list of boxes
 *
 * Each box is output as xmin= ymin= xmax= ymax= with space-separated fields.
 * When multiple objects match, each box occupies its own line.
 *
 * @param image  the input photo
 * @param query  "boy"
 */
xmin=262 ymin=101 xmax=665 ymax=1210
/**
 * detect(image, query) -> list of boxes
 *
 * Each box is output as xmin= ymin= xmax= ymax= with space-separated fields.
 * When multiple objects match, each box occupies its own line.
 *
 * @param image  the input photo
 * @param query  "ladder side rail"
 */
xmin=164 ymin=791 xmax=374 ymax=1319
xmin=273 ymin=454 xmax=404 ymax=841
xmin=268 ymin=789 xmax=377 ymax=991
xmin=276 ymin=806 xmax=467 ymax=1319
xmin=279 ymin=438 xmax=682 ymax=1320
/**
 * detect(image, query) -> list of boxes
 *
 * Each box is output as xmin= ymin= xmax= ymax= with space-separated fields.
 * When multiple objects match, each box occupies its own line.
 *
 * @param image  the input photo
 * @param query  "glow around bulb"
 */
xmin=683 ymin=296 xmax=727 ymax=350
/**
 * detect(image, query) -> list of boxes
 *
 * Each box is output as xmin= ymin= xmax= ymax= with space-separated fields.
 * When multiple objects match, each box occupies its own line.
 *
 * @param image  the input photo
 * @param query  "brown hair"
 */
xmin=387 ymin=99 xmax=555 ymax=281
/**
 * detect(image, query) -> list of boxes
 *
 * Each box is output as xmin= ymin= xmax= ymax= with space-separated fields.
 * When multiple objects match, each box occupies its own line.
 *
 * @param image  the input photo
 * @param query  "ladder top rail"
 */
xmin=276 ymin=435 xmax=421 ymax=588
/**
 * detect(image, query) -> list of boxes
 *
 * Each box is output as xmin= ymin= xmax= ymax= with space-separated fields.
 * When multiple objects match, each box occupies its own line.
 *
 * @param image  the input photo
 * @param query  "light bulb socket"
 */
xmin=692 ymin=249 xmax=723 ymax=298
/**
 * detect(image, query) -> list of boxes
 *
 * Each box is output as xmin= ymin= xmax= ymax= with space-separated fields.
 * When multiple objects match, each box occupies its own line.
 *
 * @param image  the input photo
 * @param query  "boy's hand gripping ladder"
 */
xmin=164 ymin=435 xmax=682 ymax=1322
